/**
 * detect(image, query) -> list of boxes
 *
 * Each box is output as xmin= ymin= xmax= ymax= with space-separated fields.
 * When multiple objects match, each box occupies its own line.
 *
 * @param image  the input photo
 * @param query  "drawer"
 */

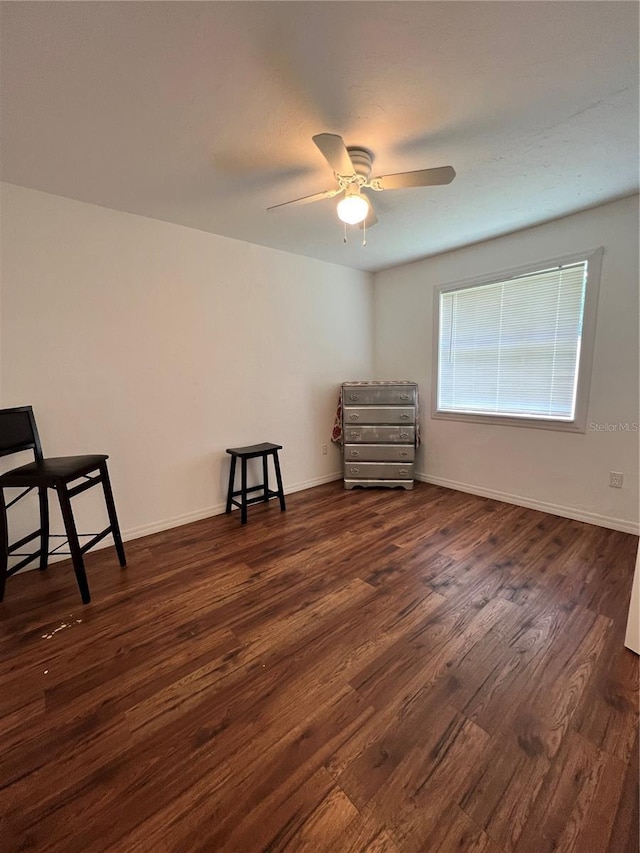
xmin=344 ymin=444 xmax=415 ymax=462
xmin=343 ymin=461 xmax=414 ymax=480
xmin=343 ymin=385 xmax=416 ymax=406
xmin=343 ymin=406 xmax=415 ymax=425
xmin=343 ymin=425 xmax=415 ymax=444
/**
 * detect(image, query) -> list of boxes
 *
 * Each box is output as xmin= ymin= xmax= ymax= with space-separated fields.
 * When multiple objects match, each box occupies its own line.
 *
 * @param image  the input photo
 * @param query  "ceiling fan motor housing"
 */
xmin=346 ymin=147 xmax=374 ymax=180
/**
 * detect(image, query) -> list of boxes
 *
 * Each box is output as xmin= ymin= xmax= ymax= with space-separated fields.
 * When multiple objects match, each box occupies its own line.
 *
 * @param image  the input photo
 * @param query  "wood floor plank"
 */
xmin=573 ymin=743 xmax=631 ymax=853
xmin=173 ymin=691 xmax=374 ymax=852
xmin=426 ymin=801 xmax=505 ymax=853
xmin=339 ymin=802 xmax=402 ymax=853
xmin=572 ymin=627 xmax=639 ymax=763
xmin=368 ymin=716 xmax=491 ymax=852
xmin=508 ymin=610 xmax=612 ymax=760
xmin=274 ymin=784 xmax=360 ymax=852
xmin=607 ymin=733 xmax=639 ymax=853
xmin=0 ymin=480 xmax=637 ymax=853
xmin=514 ymin=729 xmax=613 ymax=853
xmin=459 ymin=729 xmax=552 ymax=852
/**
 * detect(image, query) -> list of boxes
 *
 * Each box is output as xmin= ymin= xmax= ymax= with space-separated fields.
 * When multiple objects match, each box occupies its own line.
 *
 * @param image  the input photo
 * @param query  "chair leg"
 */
xmin=38 ymin=487 xmax=49 ymax=570
xmin=99 ymin=463 xmax=126 ymax=568
xmin=57 ymin=485 xmax=91 ymax=604
xmin=240 ymin=457 xmax=248 ymax=525
xmin=0 ymin=489 xmax=8 ymax=602
xmin=262 ymin=454 xmax=269 ymax=502
xmin=226 ymin=456 xmax=237 ymax=514
xmin=273 ymin=450 xmax=286 ymax=512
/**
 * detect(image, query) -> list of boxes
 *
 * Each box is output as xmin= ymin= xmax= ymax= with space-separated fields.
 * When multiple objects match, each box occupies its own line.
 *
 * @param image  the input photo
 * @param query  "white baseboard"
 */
xmin=416 ymin=472 xmax=640 ymax=535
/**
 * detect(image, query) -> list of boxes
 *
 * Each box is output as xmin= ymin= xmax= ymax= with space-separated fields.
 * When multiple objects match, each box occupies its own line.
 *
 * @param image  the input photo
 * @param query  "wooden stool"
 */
xmin=225 ymin=443 xmax=286 ymax=525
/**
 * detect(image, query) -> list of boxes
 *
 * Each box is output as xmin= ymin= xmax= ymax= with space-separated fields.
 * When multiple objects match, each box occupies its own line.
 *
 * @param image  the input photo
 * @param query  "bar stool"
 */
xmin=225 ymin=443 xmax=286 ymax=525
xmin=0 ymin=406 xmax=126 ymax=604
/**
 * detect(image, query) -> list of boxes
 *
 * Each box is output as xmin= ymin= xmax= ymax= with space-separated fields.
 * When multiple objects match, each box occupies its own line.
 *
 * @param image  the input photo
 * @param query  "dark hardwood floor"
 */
xmin=0 ymin=481 xmax=638 ymax=853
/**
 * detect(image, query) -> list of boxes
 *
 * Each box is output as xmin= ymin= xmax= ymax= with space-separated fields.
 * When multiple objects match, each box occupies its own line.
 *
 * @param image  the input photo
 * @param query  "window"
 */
xmin=432 ymin=248 xmax=602 ymax=432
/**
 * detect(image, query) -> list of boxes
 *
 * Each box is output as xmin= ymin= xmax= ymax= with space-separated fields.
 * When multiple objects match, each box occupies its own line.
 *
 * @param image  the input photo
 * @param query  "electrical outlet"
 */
xmin=609 ymin=471 xmax=624 ymax=489
xmin=321 ymin=444 xmax=328 ymax=456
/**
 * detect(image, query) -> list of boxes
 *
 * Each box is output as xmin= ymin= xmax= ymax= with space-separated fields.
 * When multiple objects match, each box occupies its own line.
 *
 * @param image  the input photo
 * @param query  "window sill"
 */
xmin=431 ymin=409 xmax=586 ymax=433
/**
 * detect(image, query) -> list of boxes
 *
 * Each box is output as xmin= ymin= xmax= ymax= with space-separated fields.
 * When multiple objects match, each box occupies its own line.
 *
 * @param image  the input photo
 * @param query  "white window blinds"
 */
xmin=437 ymin=261 xmax=588 ymax=420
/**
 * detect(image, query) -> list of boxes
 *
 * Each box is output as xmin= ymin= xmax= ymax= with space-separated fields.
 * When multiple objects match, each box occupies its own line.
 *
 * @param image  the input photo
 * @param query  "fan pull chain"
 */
xmin=341 ymin=221 xmax=368 ymax=247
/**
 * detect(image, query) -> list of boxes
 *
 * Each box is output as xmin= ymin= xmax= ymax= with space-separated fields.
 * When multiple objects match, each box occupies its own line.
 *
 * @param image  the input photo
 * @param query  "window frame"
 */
xmin=431 ymin=247 xmax=603 ymax=433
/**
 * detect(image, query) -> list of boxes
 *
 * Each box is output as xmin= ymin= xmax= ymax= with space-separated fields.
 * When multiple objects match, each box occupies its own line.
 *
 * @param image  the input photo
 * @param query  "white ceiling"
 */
xmin=1 ymin=2 xmax=638 ymax=272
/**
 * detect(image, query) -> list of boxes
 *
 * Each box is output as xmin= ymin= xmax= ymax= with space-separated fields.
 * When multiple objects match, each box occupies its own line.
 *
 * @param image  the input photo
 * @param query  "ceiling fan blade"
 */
xmin=267 ymin=188 xmax=340 ymax=211
xmin=374 ymin=166 xmax=456 ymax=190
xmin=312 ymin=133 xmax=356 ymax=177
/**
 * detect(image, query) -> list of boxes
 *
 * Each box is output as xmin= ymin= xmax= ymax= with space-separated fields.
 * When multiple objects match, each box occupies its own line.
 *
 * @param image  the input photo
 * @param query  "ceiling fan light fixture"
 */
xmin=336 ymin=191 xmax=369 ymax=225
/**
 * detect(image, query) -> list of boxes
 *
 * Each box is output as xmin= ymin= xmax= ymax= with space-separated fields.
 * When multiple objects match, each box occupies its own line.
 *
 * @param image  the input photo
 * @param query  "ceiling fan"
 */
xmin=268 ymin=133 xmax=456 ymax=231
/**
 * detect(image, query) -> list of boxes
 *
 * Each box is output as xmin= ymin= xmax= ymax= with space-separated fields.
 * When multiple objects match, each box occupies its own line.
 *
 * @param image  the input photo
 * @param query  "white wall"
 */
xmin=373 ymin=195 xmax=639 ymax=533
xmin=0 ymin=183 xmax=373 ymax=552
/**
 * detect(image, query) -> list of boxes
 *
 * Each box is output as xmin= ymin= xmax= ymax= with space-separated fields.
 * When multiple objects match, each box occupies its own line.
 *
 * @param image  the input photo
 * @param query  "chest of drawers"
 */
xmin=341 ymin=381 xmax=418 ymax=490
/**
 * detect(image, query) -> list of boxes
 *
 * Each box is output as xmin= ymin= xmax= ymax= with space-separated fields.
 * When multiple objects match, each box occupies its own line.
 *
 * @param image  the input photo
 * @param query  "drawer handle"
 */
xmin=399 ymin=469 xmax=409 ymax=475
xmin=348 ymin=394 xmax=359 ymax=401
xmin=400 ymin=394 xmax=410 ymax=400
xmin=349 ymin=431 xmax=361 ymax=439
xmin=349 ymin=467 xmax=360 ymax=474
xmin=349 ymin=413 xmax=360 ymax=421
xmin=400 ymin=432 xmax=409 ymax=439
xmin=400 ymin=451 xmax=408 ymax=457
xmin=349 ymin=450 xmax=360 ymax=457
xmin=400 ymin=413 xmax=410 ymax=420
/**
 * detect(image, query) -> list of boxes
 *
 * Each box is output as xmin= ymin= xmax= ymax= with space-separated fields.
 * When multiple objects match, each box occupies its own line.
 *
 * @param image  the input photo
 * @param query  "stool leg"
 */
xmin=262 ymin=454 xmax=269 ymax=502
xmin=226 ymin=456 xmax=237 ymax=514
xmin=0 ymin=489 xmax=8 ymax=602
xmin=38 ymin=487 xmax=49 ymax=570
xmin=273 ymin=451 xmax=286 ymax=512
xmin=100 ymin=463 xmax=126 ymax=568
xmin=57 ymin=485 xmax=91 ymax=604
xmin=240 ymin=457 xmax=248 ymax=524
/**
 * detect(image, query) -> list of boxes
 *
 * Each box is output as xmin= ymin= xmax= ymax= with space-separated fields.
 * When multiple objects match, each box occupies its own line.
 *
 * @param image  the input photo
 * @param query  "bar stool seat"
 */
xmin=225 ymin=443 xmax=286 ymax=524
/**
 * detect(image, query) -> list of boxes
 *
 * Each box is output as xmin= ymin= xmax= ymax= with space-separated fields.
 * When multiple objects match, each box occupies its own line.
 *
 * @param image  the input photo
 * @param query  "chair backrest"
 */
xmin=0 ymin=406 xmax=44 ymax=461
